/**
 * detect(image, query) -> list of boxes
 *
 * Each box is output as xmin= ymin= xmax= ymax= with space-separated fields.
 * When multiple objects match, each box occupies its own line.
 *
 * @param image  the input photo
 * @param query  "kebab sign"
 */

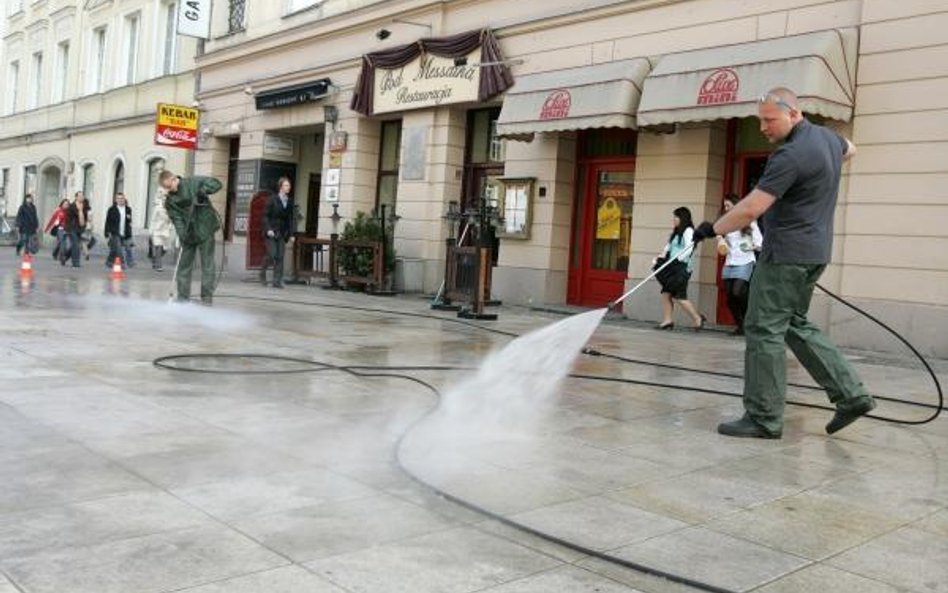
xmin=155 ymin=103 xmax=199 ymax=150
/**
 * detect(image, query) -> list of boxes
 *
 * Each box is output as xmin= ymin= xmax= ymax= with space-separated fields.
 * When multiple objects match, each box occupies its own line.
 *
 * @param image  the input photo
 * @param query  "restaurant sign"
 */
xmin=373 ymin=49 xmax=481 ymax=115
xmin=697 ymin=68 xmax=739 ymax=105
xmin=155 ymin=103 xmax=199 ymax=150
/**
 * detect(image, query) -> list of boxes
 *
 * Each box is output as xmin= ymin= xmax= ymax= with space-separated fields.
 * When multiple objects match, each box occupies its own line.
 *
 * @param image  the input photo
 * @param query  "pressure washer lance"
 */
xmin=606 ymin=241 xmax=697 ymax=311
xmin=167 ymin=245 xmax=185 ymax=303
xmin=431 ymin=222 xmax=472 ymax=306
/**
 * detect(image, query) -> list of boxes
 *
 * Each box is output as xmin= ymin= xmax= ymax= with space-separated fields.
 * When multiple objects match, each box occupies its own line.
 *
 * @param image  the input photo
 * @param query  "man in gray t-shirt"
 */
xmin=691 ymin=87 xmax=876 ymax=439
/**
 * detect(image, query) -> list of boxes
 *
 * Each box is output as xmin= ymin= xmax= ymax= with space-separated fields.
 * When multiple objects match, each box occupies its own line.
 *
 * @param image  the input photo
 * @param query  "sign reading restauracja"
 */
xmin=373 ymin=49 xmax=481 ymax=115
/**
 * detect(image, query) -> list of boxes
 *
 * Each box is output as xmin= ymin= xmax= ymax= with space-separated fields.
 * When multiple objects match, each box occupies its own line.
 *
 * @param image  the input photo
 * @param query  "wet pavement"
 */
xmin=1 ymin=249 xmax=946 ymax=593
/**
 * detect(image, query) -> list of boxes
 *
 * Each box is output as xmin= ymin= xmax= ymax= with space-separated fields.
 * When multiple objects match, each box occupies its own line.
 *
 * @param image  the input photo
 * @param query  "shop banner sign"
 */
xmin=177 ymin=1 xmax=212 ymax=39
xmin=373 ymin=49 xmax=481 ymax=115
xmin=155 ymin=103 xmax=199 ymax=150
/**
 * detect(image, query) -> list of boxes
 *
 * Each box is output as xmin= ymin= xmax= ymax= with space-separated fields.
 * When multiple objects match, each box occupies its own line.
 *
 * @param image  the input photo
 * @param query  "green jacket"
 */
xmin=165 ymin=176 xmax=223 ymax=245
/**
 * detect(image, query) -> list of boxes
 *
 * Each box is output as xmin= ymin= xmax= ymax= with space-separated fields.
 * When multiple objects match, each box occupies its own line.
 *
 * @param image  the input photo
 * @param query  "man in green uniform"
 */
xmin=158 ymin=170 xmax=222 ymax=305
xmin=692 ymin=87 xmax=876 ymax=439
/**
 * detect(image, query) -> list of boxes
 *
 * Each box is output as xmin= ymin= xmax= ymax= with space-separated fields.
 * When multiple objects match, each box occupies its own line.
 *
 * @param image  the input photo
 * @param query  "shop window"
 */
xmin=376 ymin=120 xmax=402 ymax=214
xmin=145 ymin=158 xmax=165 ymax=228
xmin=579 ymin=128 xmax=637 ymax=159
xmin=228 ymin=0 xmax=246 ymax=34
xmin=113 ymin=160 xmax=125 ymax=196
xmin=82 ymin=163 xmax=95 ymax=200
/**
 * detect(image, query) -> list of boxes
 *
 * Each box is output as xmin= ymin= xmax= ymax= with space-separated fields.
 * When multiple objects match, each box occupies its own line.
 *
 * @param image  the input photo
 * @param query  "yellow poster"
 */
xmin=597 ymin=197 xmax=622 ymax=240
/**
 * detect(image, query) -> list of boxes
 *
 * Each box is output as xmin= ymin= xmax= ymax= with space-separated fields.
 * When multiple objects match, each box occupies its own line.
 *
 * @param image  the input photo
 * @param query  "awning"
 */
xmin=637 ymin=29 xmax=857 ymax=126
xmin=496 ymin=59 xmax=652 ymax=139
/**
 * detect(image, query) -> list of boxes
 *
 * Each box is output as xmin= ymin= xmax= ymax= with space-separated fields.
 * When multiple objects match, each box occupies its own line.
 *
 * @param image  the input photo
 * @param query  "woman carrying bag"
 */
xmin=654 ymin=206 xmax=706 ymax=331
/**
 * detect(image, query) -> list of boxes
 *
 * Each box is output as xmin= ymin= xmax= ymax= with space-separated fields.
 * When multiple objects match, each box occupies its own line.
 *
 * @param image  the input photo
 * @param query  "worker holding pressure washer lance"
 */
xmin=686 ymin=87 xmax=876 ymax=439
xmin=159 ymin=170 xmax=223 ymax=306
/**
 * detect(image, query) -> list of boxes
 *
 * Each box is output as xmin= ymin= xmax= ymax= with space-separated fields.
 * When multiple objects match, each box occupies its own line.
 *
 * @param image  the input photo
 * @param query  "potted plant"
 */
xmin=338 ymin=211 xmax=396 ymax=290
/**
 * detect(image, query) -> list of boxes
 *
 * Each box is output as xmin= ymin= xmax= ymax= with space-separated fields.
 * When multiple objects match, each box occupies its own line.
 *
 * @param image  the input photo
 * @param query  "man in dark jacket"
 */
xmin=159 ymin=170 xmax=222 ymax=305
xmin=104 ymin=192 xmax=135 ymax=268
xmin=259 ymin=177 xmax=297 ymax=288
xmin=15 ymin=194 xmax=39 ymax=256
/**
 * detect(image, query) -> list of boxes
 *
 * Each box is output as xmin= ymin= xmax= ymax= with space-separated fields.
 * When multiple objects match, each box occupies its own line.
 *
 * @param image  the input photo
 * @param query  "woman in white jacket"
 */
xmin=717 ymin=193 xmax=763 ymax=335
xmin=149 ymin=188 xmax=177 ymax=271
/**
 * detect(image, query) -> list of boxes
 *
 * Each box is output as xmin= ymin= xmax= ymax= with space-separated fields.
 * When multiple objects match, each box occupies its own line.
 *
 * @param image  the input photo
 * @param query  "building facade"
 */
xmin=0 ymin=0 xmax=198 ymax=238
xmin=88 ymin=0 xmax=946 ymax=358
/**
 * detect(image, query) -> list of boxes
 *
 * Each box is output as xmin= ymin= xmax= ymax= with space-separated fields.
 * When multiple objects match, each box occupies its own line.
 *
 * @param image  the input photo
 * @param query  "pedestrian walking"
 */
xmin=159 ymin=170 xmax=222 ymax=305
xmin=259 ymin=177 xmax=297 ymax=289
xmin=654 ymin=206 xmax=706 ymax=331
xmin=692 ymin=87 xmax=876 ymax=439
xmin=45 ymin=199 xmax=69 ymax=260
xmin=717 ymin=193 xmax=763 ymax=336
xmin=62 ymin=192 xmax=90 ymax=268
xmin=104 ymin=192 xmax=135 ymax=268
xmin=14 ymin=194 xmax=39 ymax=256
xmin=149 ymin=188 xmax=176 ymax=272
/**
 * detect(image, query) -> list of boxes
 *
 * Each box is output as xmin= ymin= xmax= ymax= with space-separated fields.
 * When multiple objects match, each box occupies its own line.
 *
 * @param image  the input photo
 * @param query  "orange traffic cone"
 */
xmin=18 ymin=253 xmax=34 ymax=278
xmin=110 ymin=257 xmax=126 ymax=280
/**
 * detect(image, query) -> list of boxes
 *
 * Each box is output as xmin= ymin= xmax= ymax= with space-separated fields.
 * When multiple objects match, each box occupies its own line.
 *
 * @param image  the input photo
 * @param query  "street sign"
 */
xmin=155 ymin=103 xmax=199 ymax=150
xmin=177 ymin=0 xmax=211 ymax=39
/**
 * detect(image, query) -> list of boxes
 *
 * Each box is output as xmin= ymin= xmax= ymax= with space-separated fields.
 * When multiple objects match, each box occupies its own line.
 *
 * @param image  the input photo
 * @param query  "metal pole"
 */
xmin=608 ymin=242 xmax=697 ymax=310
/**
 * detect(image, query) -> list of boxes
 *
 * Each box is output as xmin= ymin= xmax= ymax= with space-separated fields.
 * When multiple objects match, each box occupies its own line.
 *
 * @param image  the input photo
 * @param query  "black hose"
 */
xmin=154 ymin=290 xmax=943 ymax=593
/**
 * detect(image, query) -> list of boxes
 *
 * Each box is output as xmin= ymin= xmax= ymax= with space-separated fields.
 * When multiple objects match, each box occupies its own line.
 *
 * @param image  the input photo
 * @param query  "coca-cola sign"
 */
xmin=154 ymin=103 xmax=199 ymax=150
xmin=155 ymin=124 xmax=198 ymax=149
xmin=697 ymin=68 xmax=739 ymax=106
xmin=539 ymin=89 xmax=572 ymax=120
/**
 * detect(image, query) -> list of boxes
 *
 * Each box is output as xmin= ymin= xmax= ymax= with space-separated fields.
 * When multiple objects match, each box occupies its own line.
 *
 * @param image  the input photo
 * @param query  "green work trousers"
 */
xmin=743 ymin=262 xmax=871 ymax=433
xmin=177 ymin=238 xmax=216 ymax=302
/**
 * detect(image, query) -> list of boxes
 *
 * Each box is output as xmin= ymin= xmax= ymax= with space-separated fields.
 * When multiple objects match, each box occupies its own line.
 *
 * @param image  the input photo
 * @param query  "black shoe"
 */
xmin=731 ymin=327 xmax=744 ymax=336
xmin=200 ymin=297 xmax=213 ymax=306
xmin=656 ymin=322 xmax=674 ymax=330
xmin=718 ymin=414 xmax=781 ymax=439
xmin=272 ymin=283 xmax=285 ymax=289
xmin=695 ymin=314 xmax=708 ymax=332
xmin=826 ymin=398 xmax=877 ymax=434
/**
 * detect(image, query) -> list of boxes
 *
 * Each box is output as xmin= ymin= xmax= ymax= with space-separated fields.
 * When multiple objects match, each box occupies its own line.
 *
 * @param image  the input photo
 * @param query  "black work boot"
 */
xmin=826 ymin=398 xmax=876 ymax=435
xmin=718 ymin=414 xmax=782 ymax=439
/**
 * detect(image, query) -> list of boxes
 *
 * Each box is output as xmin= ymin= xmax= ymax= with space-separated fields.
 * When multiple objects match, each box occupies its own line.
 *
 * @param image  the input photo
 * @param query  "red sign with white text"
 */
xmin=539 ymin=89 xmax=572 ymax=120
xmin=697 ymin=68 xmax=739 ymax=106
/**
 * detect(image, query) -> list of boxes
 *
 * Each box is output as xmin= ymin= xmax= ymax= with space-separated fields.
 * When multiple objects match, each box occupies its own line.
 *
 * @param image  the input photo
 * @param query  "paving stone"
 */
xmin=609 ymin=527 xmax=810 ymax=592
xmin=829 ymin=527 xmax=948 ymax=593
xmin=0 ymin=525 xmax=288 ymax=593
xmin=478 ymin=565 xmax=640 ymax=592
xmin=176 ymin=565 xmax=346 ymax=593
xmin=754 ymin=564 xmax=904 ymax=593
xmin=308 ymin=527 xmax=560 ymax=593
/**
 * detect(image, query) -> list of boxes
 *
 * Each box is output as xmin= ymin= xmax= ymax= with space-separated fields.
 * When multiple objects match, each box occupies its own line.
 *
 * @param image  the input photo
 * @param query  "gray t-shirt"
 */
xmin=756 ymin=119 xmax=848 ymax=264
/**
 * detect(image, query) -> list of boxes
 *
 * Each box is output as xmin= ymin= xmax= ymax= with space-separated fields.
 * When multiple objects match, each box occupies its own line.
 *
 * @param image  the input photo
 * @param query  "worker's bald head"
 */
xmin=758 ymin=87 xmax=803 ymax=143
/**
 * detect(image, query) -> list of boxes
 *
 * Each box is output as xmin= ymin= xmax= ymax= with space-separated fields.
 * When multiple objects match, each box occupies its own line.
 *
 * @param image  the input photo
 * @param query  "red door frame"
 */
xmin=568 ymin=156 xmax=636 ymax=309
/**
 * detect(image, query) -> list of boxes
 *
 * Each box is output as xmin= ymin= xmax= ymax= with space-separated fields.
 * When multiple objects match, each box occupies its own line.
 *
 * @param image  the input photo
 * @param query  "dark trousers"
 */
xmin=107 ymin=235 xmax=135 ymax=267
xmin=261 ymin=236 xmax=286 ymax=286
xmin=16 ymin=231 xmax=37 ymax=255
xmin=62 ymin=231 xmax=81 ymax=267
xmin=177 ymin=238 xmax=216 ymax=302
xmin=743 ymin=262 xmax=873 ymax=433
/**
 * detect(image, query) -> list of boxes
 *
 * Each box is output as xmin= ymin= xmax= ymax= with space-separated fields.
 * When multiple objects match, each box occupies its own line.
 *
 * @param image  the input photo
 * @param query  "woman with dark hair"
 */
xmin=45 ymin=198 xmax=70 ymax=261
xmin=654 ymin=206 xmax=706 ymax=330
xmin=717 ymin=193 xmax=763 ymax=335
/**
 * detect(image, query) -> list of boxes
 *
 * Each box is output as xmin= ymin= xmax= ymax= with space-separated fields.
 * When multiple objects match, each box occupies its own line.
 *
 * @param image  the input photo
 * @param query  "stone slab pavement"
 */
xmin=0 ymin=249 xmax=945 ymax=593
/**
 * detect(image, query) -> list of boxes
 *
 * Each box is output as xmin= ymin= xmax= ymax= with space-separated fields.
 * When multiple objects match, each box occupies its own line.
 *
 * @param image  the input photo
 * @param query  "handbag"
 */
xmin=654 ymin=255 xmax=689 ymax=292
